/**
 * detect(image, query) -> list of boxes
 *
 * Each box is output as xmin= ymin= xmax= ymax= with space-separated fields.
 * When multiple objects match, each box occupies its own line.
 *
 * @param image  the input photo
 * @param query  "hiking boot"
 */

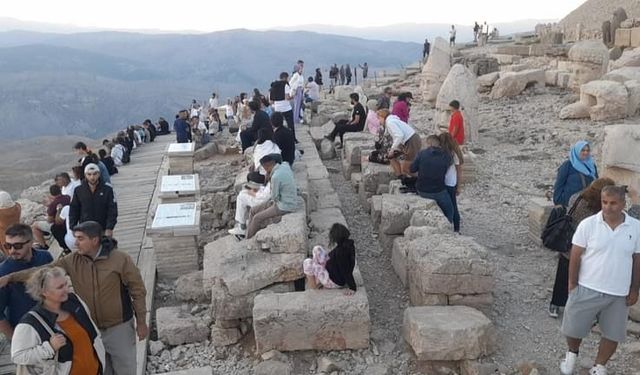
xmin=589 ymin=365 xmax=607 ymax=375
xmin=228 ymin=226 xmax=246 ymax=236
xmin=548 ymin=304 xmax=560 ymax=318
xmin=560 ymin=351 xmax=578 ymax=375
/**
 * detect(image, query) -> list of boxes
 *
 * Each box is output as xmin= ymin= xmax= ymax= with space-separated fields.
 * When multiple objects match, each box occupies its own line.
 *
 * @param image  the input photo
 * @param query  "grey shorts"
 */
xmin=561 ymin=285 xmax=629 ymax=343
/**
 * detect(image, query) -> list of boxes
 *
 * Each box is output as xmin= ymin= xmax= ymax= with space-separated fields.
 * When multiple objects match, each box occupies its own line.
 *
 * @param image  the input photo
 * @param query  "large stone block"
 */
xmin=603 ymin=67 xmax=640 ymax=83
xmin=342 ymin=133 xmax=376 ymax=166
xmin=392 ymin=236 xmax=412 ymax=286
xmin=254 ymin=211 xmax=308 ymax=254
xmin=150 ymin=234 xmax=199 ymax=279
xmin=420 ymin=37 xmax=451 ymax=103
xmin=253 ymin=289 xmax=370 ymax=353
xmin=491 ymin=69 xmax=545 ymax=99
xmin=410 ymin=209 xmax=453 ymax=232
xmin=309 ymin=208 xmax=348 ymax=233
xmin=156 ymin=306 xmax=211 ymax=345
xmin=361 ymin=161 xmax=396 ymax=194
xmin=632 ymin=27 xmax=640 ymax=48
xmin=580 ymin=80 xmax=629 ymax=121
xmin=175 ymin=270 xmax=209 ymax=302
xmin=203 ymin=236 xmax=304 ymax=296
xmin=435 ymin=64 xmax=479 ymax=143
xmin=403 ymin=306 xmax=495 ymax=361
xmin=379 ymin=194 xmax=438 ymax=235
xmin=406 ymin=233 xmax=494 ymax=306
xmin=527 ymin=197 xmax=555 ymax=245
xmin=211 ymin=282 xmax=294 ymax=321
xmin=602 ymin=124 xmax=640 ymax=173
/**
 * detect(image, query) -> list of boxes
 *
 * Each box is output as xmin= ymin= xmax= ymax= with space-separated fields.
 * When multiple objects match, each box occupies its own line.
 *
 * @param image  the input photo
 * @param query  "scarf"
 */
xmin=569 ymin=141 xmax=596 ymax=178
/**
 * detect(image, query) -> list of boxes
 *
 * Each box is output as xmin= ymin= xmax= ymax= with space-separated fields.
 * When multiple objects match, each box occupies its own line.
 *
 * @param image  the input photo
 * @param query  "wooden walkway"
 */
xmin=0 ymin=135 xmax=172 ymax=375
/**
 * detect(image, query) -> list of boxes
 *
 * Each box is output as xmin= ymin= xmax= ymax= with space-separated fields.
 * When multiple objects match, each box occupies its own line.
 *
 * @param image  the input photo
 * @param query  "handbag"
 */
xmin=15 ymin=311 xmax=59 ymax=375
xmin=541 ymin=197 xmax=582 ymax=252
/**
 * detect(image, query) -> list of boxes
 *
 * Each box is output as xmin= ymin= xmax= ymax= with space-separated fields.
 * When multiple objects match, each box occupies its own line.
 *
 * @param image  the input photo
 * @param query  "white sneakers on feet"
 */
xmin=560 ymin=351 xmax=578 ymax=375
xmin=589 ymin=365 xmax=607 ymax=375
xmin=228 ymin=225 xmax=246 ymax=236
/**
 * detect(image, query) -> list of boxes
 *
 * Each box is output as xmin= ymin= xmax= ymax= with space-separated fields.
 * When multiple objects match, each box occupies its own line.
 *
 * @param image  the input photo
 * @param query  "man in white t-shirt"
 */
xmin=305 ymin=76 xmax=320 ymax=102
xmin=560 ymin=185 xmax=640 ymax=375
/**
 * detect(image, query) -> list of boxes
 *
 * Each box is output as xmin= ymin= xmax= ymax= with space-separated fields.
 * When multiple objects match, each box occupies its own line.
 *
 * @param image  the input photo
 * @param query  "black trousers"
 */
xmin=240 ymin=131 xmax=255 ymax=152
xmin=328 ymin=120 xmax=362 ymax=144
xmin=551 ymin=255 xmax=569 ymax=307
xmin=279 ymin=110 xmax=297 ymax=143
xmin=50 ymin=223 xmax=69 ymax=250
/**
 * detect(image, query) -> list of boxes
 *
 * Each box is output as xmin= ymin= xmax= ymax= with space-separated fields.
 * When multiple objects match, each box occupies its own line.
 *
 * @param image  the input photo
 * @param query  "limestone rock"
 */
xmin=602 ymin=124 xmax=640 ymax=173
xmin=194 ymin=142 xmax=218 ymax=161
xmin=559 ymin=102 xmax=591 ymax=119
xmin=435 ymin=64 xmax=479 ymax=143
xmin=175 ymin=271 xmax=209 ymax=303
xmin=310 ymin=121 xmax=336 ymax=148
xmin=630 ymin=300 xmax=640 ymax=322
xmin=156 ymin=306 xmax=211 ymax=345
xmin=420 ymin=37 xmax=451 ymax=103
xmin=609 ymin=46 xmax=623 ymax=61
xmin=210 ymin=326 xmax=241 ymax=346
xmin=603 ymin=67 xmax=640 ymax=83
xmin=148 ymin=340 xmax=165 ymax=356
xmin=252 ymin=289 xmax=370 ymax=353
xmin=17 ymin=199 xmax=45 ymax=224
xmin=379 ymin=194 xmax=438 ymax=235
xmin=253 ymin=211 xmax=308 ymax=254
xmin=410 ymin=209 xmax=453 ymax=232
xmin=568 ymin=40 xmax=610 ymax=66
xmin=319 ymin=138 xmax=336 ymax=160
xmin=477 ymin=72 xmax=500 ymax=87
xmin=403 ymin=306 xmax=496 ymax=361
xmin=254 ymin=360 xmax=292 ymax=375
xmin=210 ymin=282 xmax=294 ymax=321
xmin=491 ymin=69 xmax=545 ymax=99
xmin=580 ymin=80 xmax=629 ymax=121
xmin=612 ymin=48 xmax=640 ymax=69
xmin=624 ymin=80 xmax=640 ymax=116
xmin=317 ymin=357 xmax=342 ymax=373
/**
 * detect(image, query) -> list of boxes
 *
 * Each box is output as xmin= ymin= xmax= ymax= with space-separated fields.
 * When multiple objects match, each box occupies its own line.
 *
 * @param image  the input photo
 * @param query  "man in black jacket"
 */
xmin=69 ymin=164 xmax=118 ymax=237
xmin=240 ymin=100 xmax=273 ymax=152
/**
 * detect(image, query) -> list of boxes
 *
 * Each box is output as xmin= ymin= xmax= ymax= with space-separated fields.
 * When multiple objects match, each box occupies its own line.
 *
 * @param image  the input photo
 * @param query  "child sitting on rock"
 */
xmin=303 ymin=223 xmax=357 ymax=295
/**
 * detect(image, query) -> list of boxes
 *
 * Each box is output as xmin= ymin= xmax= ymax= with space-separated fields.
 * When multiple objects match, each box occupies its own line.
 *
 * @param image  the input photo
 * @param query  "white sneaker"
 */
xmin=560 ymin=351 xmax=578 ymax=375
xmin=589 ymin=365 xmax=607 ymax=375
xmin=228 ymin=226 xmax=246 ymax=236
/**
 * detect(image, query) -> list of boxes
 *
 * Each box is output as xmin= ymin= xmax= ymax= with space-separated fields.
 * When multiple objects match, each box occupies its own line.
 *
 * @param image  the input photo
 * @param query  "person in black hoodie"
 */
xmin=302 ymin=223 xmax=357 ymax=295
xmin=98 ymin=149 xmax=118 ymax=176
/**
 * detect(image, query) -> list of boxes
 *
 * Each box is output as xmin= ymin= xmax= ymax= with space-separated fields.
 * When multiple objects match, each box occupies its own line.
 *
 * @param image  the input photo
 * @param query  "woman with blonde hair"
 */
xmin=376 ymin=109 xmax=422 ymax=180
xmin=11 ymin=266 xmax=105 ymax=374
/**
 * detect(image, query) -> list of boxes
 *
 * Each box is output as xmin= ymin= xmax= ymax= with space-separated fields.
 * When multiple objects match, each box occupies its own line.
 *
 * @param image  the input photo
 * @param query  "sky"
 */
xmin=3 ymin=0 xmax=588 ymax=32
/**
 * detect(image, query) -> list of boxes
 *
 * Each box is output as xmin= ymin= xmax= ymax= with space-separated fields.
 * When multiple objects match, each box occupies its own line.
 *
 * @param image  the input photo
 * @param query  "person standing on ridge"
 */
xmin=449 ymin=25 xmax=457 ymax=47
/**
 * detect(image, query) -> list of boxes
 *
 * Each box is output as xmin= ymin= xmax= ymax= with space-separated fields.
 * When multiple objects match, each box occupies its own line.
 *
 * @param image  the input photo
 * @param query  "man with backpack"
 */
xmin=270 ymin=72 xmax=297 ymax=143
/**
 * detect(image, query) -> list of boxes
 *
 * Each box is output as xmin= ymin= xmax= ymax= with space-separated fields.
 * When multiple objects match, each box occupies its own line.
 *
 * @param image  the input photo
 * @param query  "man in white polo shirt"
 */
xmin=560 ymin=185 xmax=640 ymax=375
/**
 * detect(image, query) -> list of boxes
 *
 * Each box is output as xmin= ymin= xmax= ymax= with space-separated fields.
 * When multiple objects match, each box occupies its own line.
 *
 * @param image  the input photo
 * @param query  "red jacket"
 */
xmin=448 ymin=111 xmax=465 ymax=145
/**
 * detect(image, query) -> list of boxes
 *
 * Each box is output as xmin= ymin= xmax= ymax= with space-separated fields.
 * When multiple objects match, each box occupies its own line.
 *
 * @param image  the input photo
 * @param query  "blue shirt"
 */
xmin=270 ymin=162 xmax=298 ymax=212
xmin=174 ymin=118 xmax=191 ymax=143
xmin=410 ymin=147 xmax=452 ymax=194
xmin=0 ymin=249 xmax=53 ymax=327
xmin=553 ymin=160 xmax=597 ymax=207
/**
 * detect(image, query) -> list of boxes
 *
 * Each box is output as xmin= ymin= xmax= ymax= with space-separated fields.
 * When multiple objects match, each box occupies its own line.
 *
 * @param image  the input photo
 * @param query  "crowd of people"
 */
xmin=0 ymin=114 xmax=176 ymax=374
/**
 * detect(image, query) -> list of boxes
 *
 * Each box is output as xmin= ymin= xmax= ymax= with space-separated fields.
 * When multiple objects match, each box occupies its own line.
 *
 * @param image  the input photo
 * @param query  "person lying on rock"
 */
xmin=228 ymin=172 xmax=271 ymax=239
xmin=303 ymin=223 xmax=357 ymax=296
xmin=245 ymin=153 xmax=298 ymax=239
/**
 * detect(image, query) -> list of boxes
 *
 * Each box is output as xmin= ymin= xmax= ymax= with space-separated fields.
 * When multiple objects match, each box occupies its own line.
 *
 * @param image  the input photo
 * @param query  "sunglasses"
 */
xmin=3 ymin=240 xmax=30 ymax=250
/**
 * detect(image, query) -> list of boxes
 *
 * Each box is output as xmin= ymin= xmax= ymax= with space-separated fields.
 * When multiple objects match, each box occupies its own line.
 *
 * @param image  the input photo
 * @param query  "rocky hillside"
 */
xmin=559 ymin=0 xmax=640 ymax=31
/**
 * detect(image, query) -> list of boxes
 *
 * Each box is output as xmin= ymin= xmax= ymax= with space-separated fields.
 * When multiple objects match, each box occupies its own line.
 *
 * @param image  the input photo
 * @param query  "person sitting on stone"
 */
xmin=377 ymin=109 xmax=422 ymax=180
xmin=31 ymin=184 xmax=71 ymax=250
xmin=251 ymin=129 xmax=281 ymax=176
xmin=143 ymin=119 xmax=156 ymax=142
xmin=365 ymin=99 xmax=381 ymax=135
xmin=157 ymin=117 xmax=170 ymax=135
xmin=98 ymin=149 xmax=118 ymax=176
xmin=241 ymin=100 xmax=273 ymax=152
xmin=246 ymin=154 xmax=298 ymax=239
xmin=271 ymin=112 xmax=296 ymax=166
xmin=110 ymin=137 xmax=128 ymax=167
xmin=391 ymin=92 xmax=412 ymax=123
xmin=55 ymin=172 xmax=80 ymax=201
xmin=0 ymin=192 xmax=22 ymax=256
xmin=410 ymin=135 xmax=454 ymax=223
xmin=228 ymin=172 xmax=271 ymax=238
xmin=376 ymin=87 xmax=392 ymax=111
xmin=326 ymin=93 xmax=366 ymax=148
xmin=304 ymin=76 xmax=320 ymax=103
xmin=303 ymin=223 xmax=357 ymax=295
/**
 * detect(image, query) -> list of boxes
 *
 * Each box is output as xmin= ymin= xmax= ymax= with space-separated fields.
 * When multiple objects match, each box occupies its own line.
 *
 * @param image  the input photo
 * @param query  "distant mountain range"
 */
xmin=0 ymin=28 xmax=421 ymax=140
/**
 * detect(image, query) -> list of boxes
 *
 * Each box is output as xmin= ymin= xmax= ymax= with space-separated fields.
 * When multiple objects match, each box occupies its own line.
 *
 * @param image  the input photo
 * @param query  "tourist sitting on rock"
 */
xmin=241 ymin=100 xmax=273 ymax=152
xmin=553 ymin=141 xmax=597 ymax=207
xmin=303 ymin=223 xmax=357 ymax=295
xmin=0 ymin=192 xmax=22 ymax=257
xmin=98 ymin=149 xmax=118 ymax=176
xmin=391 ymin=92 xmax=412 ymax=123
xmin=326 ymin=93 xmax=366 ymax=148
xmin=246 ymin=154 xmax=298 ymax=239
xmin=143 ymin=119 xmax=156 ymax=142
xmin=228 ymin=172 xmax=271 ymax=238
xmin=440 ymin=132 xmax=464 ymax=233
xmin=376 ymin=87 xmax=392 ymax=111
xmin=110 ymin=138 xmax=128 ymax=167
xmin=31 ymin=184 xmax=71 ymax=250
xmin=252 ymin=129 xmax=281 ymax=176
xmin=11 ymin=266 xmax=106 ymax=375
xmin=69 ymin=164 xmax=118 ymax=238
xmin=410 ymin=135 xmax=454 ymax=223
xmin=157 ymin=117 xmax=170 ymax=135
xmin=377 ymin=109 xmax=422 ymax=180
xmin=74 ymin=142 xmax=111 ymax=185
xmin=365 ymin=99 xmax=381 ymax=135
xmin=55 ymin=172 xmax=80 ymax=201
xmin=448 ymin=100 xmax=465 ymax=145
xmin=271 ymin=112 xmax=296 ymax=166
xmin=548 ymin=177 xmax=615 ymax=319
xmin=304 ymin=76 xmax=320 ymax=103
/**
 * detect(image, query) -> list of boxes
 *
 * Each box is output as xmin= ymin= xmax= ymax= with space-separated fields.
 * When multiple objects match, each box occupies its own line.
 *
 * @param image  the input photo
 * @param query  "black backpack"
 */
xmin=541 ymin=197 xmax=582 ymax=252
xmin=122 ymin=147 xmax=131 ymax=164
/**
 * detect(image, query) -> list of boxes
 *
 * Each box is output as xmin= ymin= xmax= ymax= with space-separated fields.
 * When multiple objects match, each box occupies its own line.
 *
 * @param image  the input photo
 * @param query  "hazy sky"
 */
xmin=4 ymin=0 xmax=587 ymax=32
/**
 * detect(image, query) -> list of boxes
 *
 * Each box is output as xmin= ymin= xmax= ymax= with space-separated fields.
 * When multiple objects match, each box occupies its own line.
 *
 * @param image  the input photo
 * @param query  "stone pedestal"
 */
xmin=148 ymin=202 xmax=201 ymax=278
xmin=159 ymin=174 xmax=200 ymax=203
xmin=527 ymin=197 xmax=555 ymax=246
xmin=167 ymin=143 xmax=195 ymax=175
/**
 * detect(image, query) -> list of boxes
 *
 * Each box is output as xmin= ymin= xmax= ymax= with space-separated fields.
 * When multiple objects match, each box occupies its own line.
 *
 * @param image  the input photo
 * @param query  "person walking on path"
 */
xmin=68 ymin=164 xmax=118 ymax=238
xmin=559 ymin=185 xmax=640 ymax=375
xmin=553 ymin=141 xmax=598 ymax=207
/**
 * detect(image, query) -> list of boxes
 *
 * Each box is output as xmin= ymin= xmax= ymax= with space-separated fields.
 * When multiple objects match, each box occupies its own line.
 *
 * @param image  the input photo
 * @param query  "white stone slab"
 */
xmin=167 ymin=142 xmax=195 ymax=156
xmin=150 ymin=202 xmax=200 ymax=235
xmin=160 ymin=174 xmax=200 ymax=197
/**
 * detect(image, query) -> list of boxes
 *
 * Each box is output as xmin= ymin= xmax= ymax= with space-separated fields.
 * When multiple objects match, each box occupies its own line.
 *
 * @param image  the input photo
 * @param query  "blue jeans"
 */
xmin=446 ymin=186 xmax=461 ymax=232
xmin=417 ymin=189 xmax=454 ymax=224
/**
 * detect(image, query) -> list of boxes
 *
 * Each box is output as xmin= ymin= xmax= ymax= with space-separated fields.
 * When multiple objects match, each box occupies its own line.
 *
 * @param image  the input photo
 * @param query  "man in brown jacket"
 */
xmin=0 ymin=221 xmax=147 ymax=375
